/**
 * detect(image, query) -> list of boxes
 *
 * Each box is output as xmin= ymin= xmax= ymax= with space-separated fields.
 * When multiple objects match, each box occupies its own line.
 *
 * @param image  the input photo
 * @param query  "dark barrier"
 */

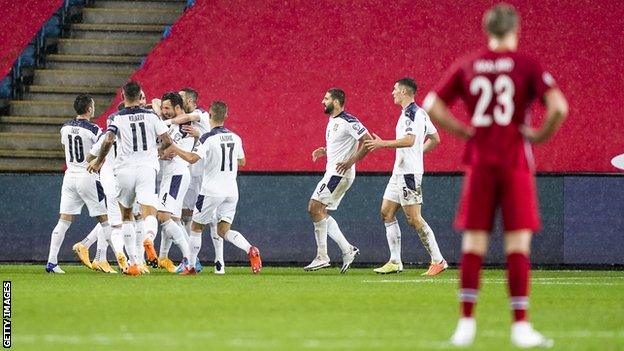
xmin=0 ymin=174 xmax=622 ymax=265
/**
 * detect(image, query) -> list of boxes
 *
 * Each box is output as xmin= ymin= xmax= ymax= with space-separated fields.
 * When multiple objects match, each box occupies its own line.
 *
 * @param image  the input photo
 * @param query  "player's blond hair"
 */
xmin=483 ymin=3 xmax=519 ymax=39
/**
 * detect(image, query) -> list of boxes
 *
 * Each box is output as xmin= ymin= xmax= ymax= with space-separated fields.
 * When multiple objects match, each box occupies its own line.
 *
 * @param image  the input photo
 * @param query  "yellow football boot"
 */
xmin=373 ymin=261 xmax=403 ymax=274
xmin=72 ymin=243 xmax=93 ymax=269
xmin=158 ymin=258 xmax=177 ymax=273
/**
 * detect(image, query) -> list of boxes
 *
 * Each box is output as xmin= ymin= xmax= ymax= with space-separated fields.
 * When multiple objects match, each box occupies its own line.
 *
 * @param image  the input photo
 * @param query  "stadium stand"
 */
xmin=95 ymin=0 xmax=623 ymax=173
xmin=0 ymin=0 xmax=188 ymax=172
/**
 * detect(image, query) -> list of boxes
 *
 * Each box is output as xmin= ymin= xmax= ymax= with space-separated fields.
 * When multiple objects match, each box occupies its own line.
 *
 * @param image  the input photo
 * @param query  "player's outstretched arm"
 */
xmin=520 ymin=88 xmax=568 ymax=143
xmin=88 ymin=132 xmax=114 ymax=173
xmin=364 ymin=133 xmax=415 ymax=151
xmin=423 ymin=132 xmax=441 ymax=153
xmin=166 ymin=143 xmax=201 ymax=164
xmin=423 ymin=93 xmax=474 ymax=140
xmin=336 ymin=133 xmax=372 ymax=174
xmin=167 ymin=113 xmax=200 ymax=126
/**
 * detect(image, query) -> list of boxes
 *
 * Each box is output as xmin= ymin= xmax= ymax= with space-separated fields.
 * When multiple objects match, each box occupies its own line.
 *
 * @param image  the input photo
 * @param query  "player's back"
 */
xmin=61 ymin=119 xmax=101 ymax=173
xmin=436 ymin=49 xmax=555 ymax=169
xmin=198 ymin=126 xmax=244 ymax=197
xmin=107 ymin=106 xmax=168 ymax=171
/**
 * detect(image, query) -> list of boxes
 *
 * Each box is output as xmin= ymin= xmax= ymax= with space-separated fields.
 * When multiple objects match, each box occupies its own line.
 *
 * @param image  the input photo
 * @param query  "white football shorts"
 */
xmin=383 ymin=173 xmax=423 ymax=206
xmin=59 ymin=172 xmax=107 ymax=217
xmin=310 ymin=172 xmax=354 ymax=211
xmin=157 ymin=170 xmax=191 ymax=218
xmin=114 ymin=166 xmax=159 ymax=209
xmin=193 ymin=195 xmax=237 ymax=225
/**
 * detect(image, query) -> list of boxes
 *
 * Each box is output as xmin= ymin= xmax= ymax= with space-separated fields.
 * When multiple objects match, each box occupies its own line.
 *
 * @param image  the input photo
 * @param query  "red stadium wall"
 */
xmin=0 ymin=0 xmax=63 ymax=78
xmin=97 ymin=0 xmax=624 ymax=172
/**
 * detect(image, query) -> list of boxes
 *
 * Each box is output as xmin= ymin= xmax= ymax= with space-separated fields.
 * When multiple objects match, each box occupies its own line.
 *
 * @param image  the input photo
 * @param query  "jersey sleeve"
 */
xmin=89 ymin=135 xmax=103 ymax=157
xmin=151 ymin=113 xmax=169 ymax=136
xmin=236 ymin=136 xmax=245 ymax=159
xmin=192 ymin=139 xmax=207 ymax=159
xmin=346 ymin=120 xmax=368 ymax=140
xmin=60 ymin=126 xmax=67 ymax=145
xmin=106 ymin=119 xmax=118 ymax=135
xmin=434 ymin=62 xmax=464 ymax=105
xmin=529 ymin=60 xmax=557 ymax=102
xmin=422 ymin=110 xmax=438 ymax=135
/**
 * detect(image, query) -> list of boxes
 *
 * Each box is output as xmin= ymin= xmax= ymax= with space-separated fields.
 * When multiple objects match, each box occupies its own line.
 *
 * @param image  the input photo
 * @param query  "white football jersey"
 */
xmin=194 ymin=126 xmax=244 ymax=197
xmin=60 ymin=119 xmax=102 ymax=173
xmin=107 ymin=106 xmax=169 ymax=172
xmin=90 ymin=112 xmax=120 ymax=178
xmin=161 ymin=122 xmax=196 ymax=175
xmin=325 ymin=111 xmax=368 ymax=178
xmin=392 ymin=102 xmax=437 ymax=175
xmin=189 ymin=107 xmax=211 ymax=177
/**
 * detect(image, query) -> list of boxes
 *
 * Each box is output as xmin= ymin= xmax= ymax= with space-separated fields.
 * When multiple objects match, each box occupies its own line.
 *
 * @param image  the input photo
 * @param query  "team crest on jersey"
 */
xmin=352 ymin=123 xmax=361 ymax=131
xmin=333 ymin=124 xmax=339 ymax=132
xmin=405 ymin=119 xmax=412 ymax=127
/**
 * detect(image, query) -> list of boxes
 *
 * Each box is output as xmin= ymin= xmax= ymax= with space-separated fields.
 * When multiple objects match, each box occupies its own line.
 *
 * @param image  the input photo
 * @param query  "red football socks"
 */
xmin=459 ymin=252 xmax=483 ymax=318
xmin=507 ymin=252 xmax=530 ymax=322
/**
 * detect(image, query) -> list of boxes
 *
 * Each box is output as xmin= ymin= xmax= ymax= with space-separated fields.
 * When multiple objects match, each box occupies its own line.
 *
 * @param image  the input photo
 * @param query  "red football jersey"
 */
xmin=434 ymin=49 xmax=556 ymax=170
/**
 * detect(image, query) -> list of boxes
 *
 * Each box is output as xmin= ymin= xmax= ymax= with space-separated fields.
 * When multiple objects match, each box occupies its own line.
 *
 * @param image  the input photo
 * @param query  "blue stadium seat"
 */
xmin=185 ymin=0 xmax=196 ymax=9
xmin=162 ymin=25 xmax=172 ymax=39
xmin=19 ymin=44 xmax=37 ymax=67
xmin=43 ymin=15 xmax=62 ymax=38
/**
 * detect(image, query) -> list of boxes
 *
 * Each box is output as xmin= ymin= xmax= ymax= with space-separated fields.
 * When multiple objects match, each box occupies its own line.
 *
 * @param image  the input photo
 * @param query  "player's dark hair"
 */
xmin=74 ymin=93 xmax=93 ymax=115
xmin=210 ymin=100 xmax=228 ymax=122
xmin=483 ymin=3 xmax=519 ymax=38
xmin=396 ymin=77 xmax=417 ymax=96
xmin=327 ymin=88 xmax=345 ymax=106
xmin=180 ymin=87 xmax=198 ymax=103
xmin=122 ymin=80 xmax=142 ymax=101
xmin=161 ymin=92 xmax=184 ymax=110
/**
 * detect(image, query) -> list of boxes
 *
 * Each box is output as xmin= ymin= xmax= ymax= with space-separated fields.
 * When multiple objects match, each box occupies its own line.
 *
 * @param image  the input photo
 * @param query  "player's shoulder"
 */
xmin=337 ymin=111 xmax=360 ymax=123
xmin=403 ymin=102 xmax=427 ymax=122
xmin=199 ymin=126 xmax=234 ymax=143
xmin=117 ymin=106 xmax=158 ymax=119
xmin=62 ymin=119 xmax=100 ymax=136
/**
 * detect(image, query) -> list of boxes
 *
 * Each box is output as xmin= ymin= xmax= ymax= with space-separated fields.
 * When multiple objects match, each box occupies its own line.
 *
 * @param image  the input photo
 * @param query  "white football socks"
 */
xmin=47 ymin=219 xmax=71 ymax=264
xmin=134 ymin=219 xmax=145 ymax=264
xmin=210 ymin=220 xmax=224 ymax=265
xmin=163 ymin=219 xmax=190 ymax=261
xmin=143 ymin=215 xmax=158 ymax=242
xmin=385 ymin=220 xmax=402 ymax=263
xmin=80 ymin=223 xmax=100 ymax=249
xmin=110 ymin=226 xmax=124 ymax=256
xmin=122 ymin=221 xmax=137 ymax=265
xmin=189 ymin=231 xmax=202 ymax=267
xmin=416 ymin=221 xmax=444 ymax=263
xmin=313 ymin=217 xmax=328 ymax=257
xmin=326 ymin=216 xmax=352 ymax=254
xmin=224 ymin=230 xmax=251 ymax=253
xmin=95 ymin=221 xmax=111 ymax=262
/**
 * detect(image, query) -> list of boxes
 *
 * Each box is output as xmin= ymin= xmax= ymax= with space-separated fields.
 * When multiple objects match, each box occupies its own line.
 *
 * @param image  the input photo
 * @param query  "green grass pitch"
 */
xmin=3 ymin=265 xmax=623 ymax=350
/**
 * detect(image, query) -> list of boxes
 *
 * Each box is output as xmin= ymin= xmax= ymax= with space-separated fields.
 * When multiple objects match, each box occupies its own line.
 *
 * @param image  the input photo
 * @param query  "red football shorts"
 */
xmin=454 ymin=165 xmax=541 ymax=232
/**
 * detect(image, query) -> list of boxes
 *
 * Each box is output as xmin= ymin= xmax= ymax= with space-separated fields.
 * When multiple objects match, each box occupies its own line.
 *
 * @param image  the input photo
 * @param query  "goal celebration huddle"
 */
xmin=42 ymin=4 xmax=568 ymax=348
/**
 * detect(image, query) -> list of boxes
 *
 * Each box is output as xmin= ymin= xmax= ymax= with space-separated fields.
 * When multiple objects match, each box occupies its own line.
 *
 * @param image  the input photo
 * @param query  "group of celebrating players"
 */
xmin=43 ymin=3 xmax=568 ymax=348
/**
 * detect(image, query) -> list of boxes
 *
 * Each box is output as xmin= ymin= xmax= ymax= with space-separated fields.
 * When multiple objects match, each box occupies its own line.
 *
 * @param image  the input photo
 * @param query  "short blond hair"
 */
xmin=483 ymin=3 xmax=519 ymax=38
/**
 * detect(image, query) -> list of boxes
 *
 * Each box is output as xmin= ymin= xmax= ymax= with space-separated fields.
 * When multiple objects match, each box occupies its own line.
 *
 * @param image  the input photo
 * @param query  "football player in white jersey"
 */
xmin=304 ymin=88 xmax=372 ymax=273
xmin=153 ymin=92 xmax=196 ymax=273
xmin=178 ymin=88 xmax=225 ymax=274
xmin=45 ymin=94 xmax=112 ymax=273
xmin=88 ymin=81 xmax=176 ymax=276
xmin=171 ymin=100 xmax=262 ymax=275
xmin=364 ymin=78 xmax=447 ymax=275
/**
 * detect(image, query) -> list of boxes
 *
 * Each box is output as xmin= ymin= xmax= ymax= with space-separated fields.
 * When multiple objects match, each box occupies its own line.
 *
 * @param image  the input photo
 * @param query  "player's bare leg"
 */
xmin=450 ymin=230 xmax=488 ymax=347
xmin=45 ymin=213 xmax=74 ymax=274
xmin=504 ymin=230 xmax=553 ymax=348
xmin=216 ymin=221 xmax=261 ymax=274
xmin=403 ymin=204 xmax=447 ymax=276
xmin=374 ymin=200 xmax=403 ymax=274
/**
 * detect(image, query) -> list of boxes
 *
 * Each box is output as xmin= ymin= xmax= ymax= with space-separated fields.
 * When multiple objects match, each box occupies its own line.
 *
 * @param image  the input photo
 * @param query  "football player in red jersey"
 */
xmin=424 ymin=3 xmax=568 ymax=348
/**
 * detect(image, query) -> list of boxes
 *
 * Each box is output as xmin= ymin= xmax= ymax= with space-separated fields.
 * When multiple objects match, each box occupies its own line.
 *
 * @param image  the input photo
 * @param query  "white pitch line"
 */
xmin=362 ymin=277 xmax=624 ymax=286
